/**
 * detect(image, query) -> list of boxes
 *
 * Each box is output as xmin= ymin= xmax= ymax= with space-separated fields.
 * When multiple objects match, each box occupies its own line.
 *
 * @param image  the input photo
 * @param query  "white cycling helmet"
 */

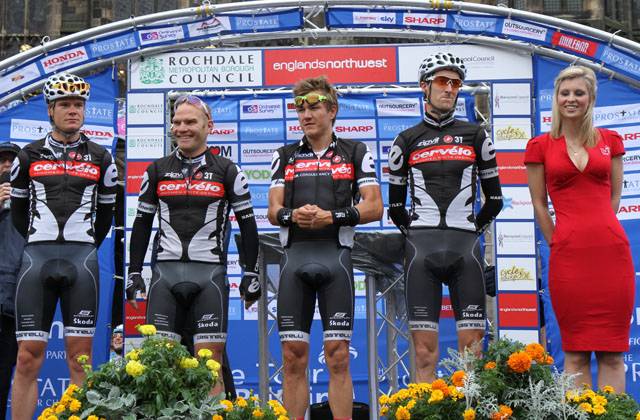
xmin=43 ymin=73 xmax=90 ymax=103
xmin=418 ymin=52 xmax=467 ymax=82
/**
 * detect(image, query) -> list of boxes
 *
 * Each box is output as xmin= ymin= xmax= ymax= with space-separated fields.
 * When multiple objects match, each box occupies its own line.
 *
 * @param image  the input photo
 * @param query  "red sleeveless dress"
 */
xmin=524 ymin=128 xmax=634 ymax=352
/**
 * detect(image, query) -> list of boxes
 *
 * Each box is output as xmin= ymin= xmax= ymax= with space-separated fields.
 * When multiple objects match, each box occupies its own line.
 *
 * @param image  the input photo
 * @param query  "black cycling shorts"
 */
xmin=277 ymin=240 xmax=354 ymax=343
xmin=405 ymin=229 xmax=486 ymax=332
xmin=147 ymin=262 xmax=228 ymax=344
xmin=15 ymin=243 xmax=99 ymax=342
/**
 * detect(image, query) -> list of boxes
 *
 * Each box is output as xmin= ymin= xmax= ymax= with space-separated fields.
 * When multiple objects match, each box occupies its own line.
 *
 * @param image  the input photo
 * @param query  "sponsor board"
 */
xmin=623 ymin=172 xmax=640 ymax=196
xmin=353 ymin=11 xmax=397 ymax=25
xmin=208 ymin=122 xmax=238 ymax=142
xmin=88 ymin=32 xmax=137 ymax=57
xmin=84 ymin=102 xmax=115 ymax=125
xmin=495 ymin=221 xmax=536 ymax=255
xmin=498 ymin=293 xmax=538 ymax=328
xmin=130 ymin=51 xmax=263 ymax=89
xmin=542 ymin=103 xmax=640 ymax=131
xmin=452 ymin=15 xmax=498 ymax=33
xmin=209 ymin=99 xmax=238 ymax=121
xmin=333 ymin=119 xmax=377 ymax=139
xmin=376 ymin=97 xmax=421 ymax=117
xmin=138 ymin=26 xmax=185 ymax=46
xmin=243 ymin=165 xmax=272 ymax=185
xmin=398 ymin=45 xmax=532 ymax=82
xmin=241 ymin=142 xmax=283 ymax=163
xmin=127 ymin=126 xmax=165 ymax=159
xmin=441 ymin=297 xmax=454 ymax=319
xmin=493 ymin=118 xmax=532 ymax=150
xmin=497 ymin=186 xmax=534 ymax=220
xmin=496 ymin=257 xmax=537 ymax=291
xmin=501 ymin=19 xmax=548 ymax=42
xmin=286 ymin=120 xmax=304 ymax=141
xmin=379 ymin=140 xmax=394 ymax=161
xmin=239 ymin=98 xmax=283 ymax=120
xmin=401 ymin=13 xmax=447 ymax=28
xmin=339 ymin=98 xmax=376 ymax=118
xmin=206 ymin=142 xmax=239 ymax=161
xmin=125 ymin=196 xmax=158 ymax=229
xmin=10 ymin=118 xmax=50 ymax=140
xmin=186 ymin=16 xmax=231 ymax=37
xmin=228 ymin=299 xmax=242 ymax=320
xmin=496 ymin=151 xmax=527 ymax=184
xmin=81 ymin=125 xmax=115 ymax=148
xmin=284 ymin=98 xmax=298 ymax=119
xmin=492 ymin=83 xmax=531 ymax=116
xmin=229 ymin=207 xmax=274 ymax=230
xmin=623 ymin=149 xmax=640 ymax=171
xmin=499 ymin=329 xmax=539 ymax=344
xmin=40 ymin=46 xmax=89 ymax=73
xmin=248 ymin=184 xmax=270 ymax=206
xmin=455 ymin=98 xmax=468 ymax=119
xmin=264 ymin=47 xmax=397 ymax=85
xmin=227 ymin=253 xmax=241 ymax=276
xmin=0 ymin=63 xmax=40 ymax=94
xmin=235 ymin=14 xmax=286 ymax=31
xmin=551 ymin=32 xmax=599 ymax=58
xmin=239 ymin=120 xmax=283 ymax=141
xmin=618 ymin=197 xmax=640 ymax=220
xmin=377 ymin=118 xmax=421 ymax=139
xmin=537 ymin=88 xmax=554 ymax=111
xmin=611 ymin=125 xmax=640 ymax=149
xmin=354 ymin=275 xmax=367 ymax=297
xmin=600 ymin=46 xmax=640 ymax=79
xmin=127 ymin=93 xmax=165 ymax=125
xmin=126 ymin=161 xmax=151 ymax=194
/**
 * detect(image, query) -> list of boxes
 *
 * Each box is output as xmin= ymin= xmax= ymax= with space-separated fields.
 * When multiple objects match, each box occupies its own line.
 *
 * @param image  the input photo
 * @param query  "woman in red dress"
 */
xmin=525 ymin=66 xmax=634 ymax=391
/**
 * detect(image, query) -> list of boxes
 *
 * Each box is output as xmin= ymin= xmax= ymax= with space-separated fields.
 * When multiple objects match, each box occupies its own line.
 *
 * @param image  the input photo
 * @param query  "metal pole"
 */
xmin=385 ymin=285 xmax=398 ymax=393
xmin=365 ymin=273 xmax=379 ymax=420
xmin=258 ymin=245 xmax=270 ymax=401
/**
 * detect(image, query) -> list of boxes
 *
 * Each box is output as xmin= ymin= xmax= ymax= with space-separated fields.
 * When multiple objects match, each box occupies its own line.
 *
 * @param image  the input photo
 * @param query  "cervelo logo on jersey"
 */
xmin=157 ymin=180 xmax=225 ymax=197
xmin=409 ymin=145 xmax=475 ymax=165
xmin=29 ymin=160 xmax=100 ymax=181
xmin=284 ymin=159 xmax=354 ymax=180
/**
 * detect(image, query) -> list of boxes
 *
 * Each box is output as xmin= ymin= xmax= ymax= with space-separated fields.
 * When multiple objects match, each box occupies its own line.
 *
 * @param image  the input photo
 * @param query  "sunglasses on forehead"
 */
xmin=427 ymin=76 xmax=463 ymax=89
xmin=173 ymin=95 xmax=212 ymax=119
xmin=51 ymin=81 xmax=90 ymax=92
xmin=294 ymin=94 xmax=328 ymax=107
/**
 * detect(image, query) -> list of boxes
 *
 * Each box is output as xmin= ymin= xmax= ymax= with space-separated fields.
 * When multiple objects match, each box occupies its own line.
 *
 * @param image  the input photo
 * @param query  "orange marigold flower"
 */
xmin=491 ymin=405 xmax=513 ymax=419
xmin=451 ymin=370 xmax=466 ymax=387
xmin=431 ymin=379 xmax=450 ymax=396
xmin=484 ymin=361 xmax=497 ymax=370
xmin=507 ymin=351 xmax=532 ymax=373
xmin=525 ymin=343 xmax=545 ymax=363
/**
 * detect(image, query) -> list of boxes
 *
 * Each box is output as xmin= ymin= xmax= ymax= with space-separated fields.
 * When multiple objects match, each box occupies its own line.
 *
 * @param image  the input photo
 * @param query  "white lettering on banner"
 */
xmin=501 ymin=19 xmax=548 ymax=41
xmin=452 ymin=15 xmax=498 ymax=32
xmin=130 ymin=51 xmax=263 ymax=89
xmin=81 ymin=124 xmax=115 ymax=148
xmin=376 ymin=97 xmax=421 ymax=117
xmin=402 ymin=13 xmax=448 ymax=28
xmin=241 ymin=143 xmax=282 ymax=163
xmin=353 ymin=12 xmax=396 ymax=25
xmin=40 ymin=47 xmax=89 ymax=72
xmin=0 ymin=63 xmax=40 ymax=94
xmin=398 ymin=45 xmax=532 ymax=82
xmin=611 ymin=125 xmax=640 ymax=149
xmin=455 ymin=99 xmax=467 ymax=117
xmin=208 ymin=122 xmax=239 ymax=142
xmin=333 ymin=119 xmax=377 ymax=139
xmin=10 ymin=118 xmax=50 ymax=140
xmin=139 ymin=26 xmax=185 ymax=46
xmin=272 ymin=58 xmax=389 ymax=73
xmin=600 ymin=46 xmax=640 ymax=78
xmin=618 ymin=197 xmax=640 ymax=220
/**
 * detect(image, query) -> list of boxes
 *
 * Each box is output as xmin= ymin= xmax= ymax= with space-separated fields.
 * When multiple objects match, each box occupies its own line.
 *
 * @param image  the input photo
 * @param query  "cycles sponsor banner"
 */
xmin=334 ymin=119 xmax=377 ymax=139
xmin=248 ymin=184 xmax=270 ymax=205
xmin=501 ymin=19 xmax=549 ymax=42
xmin=377 ymin=118 xmax=422 ymax=140
xmin=540 ymin=103 xmax=640 ymax=132
xmin=496 ymin=257 xmax=537 ymax=291
xmin=551 ymin=32 xmax=599 ymax=58
xmin=452 ymin=14 xmax=499 ymax=33
xmin=130 ymin=50 xmax=263 ymax=89
xmin=339 ymin=97 xmax=376 ymax=118
xmin=493 ymin=118 xmax=532 ymax=151
xmin=81 ymin=124 xmax=115 ymax=148
xmin=208 ymin=99 xmax=239 ymax=121
xmin=138 ymin=25 xmax=185 ymax=46
xmin=497 ymin=186 xmax=534 ymax=220
xmin=9 ymin=118 xmax=50 ymax=140
xmin=85 ymin=101 xmax=116 ymax=126
xmin=599 ymin=46 xmax=640 ymax=80
xmin=263 ymin=46 xmax=397 ymax=85
xmin=126 ymin=161 xmax=151 ymax=194
xmin=127 ymin=93 xmax=165 ymax=125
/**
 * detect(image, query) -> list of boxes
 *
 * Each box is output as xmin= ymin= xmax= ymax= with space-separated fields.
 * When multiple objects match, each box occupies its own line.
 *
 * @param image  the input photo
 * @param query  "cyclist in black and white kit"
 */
xmin=268 ymin=77 xmax=382 ymax=420
xmin=388 ymin=53 xmax=503 ymax=383
xmin=10 ymin=73 xmax=117 ymax=419
xmin=127 ymin=95 xmax=259 ymax=395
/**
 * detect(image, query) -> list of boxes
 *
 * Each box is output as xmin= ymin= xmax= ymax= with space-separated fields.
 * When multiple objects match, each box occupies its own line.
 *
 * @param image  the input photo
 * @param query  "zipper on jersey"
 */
xmin=62 ymin=142 xmax=69 ymax=241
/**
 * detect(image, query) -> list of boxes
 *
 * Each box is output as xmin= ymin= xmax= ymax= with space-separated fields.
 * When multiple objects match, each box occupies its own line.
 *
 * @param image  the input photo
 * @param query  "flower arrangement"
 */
xmin=379 ymin=339 xmax=640 ymax=419
xmin=38 ymin=324 xmax=290 ymax=420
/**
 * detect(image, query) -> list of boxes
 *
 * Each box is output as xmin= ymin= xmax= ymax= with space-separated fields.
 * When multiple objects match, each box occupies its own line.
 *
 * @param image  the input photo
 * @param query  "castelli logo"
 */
xmin=29 ymin=160 xmax=100 ymax=181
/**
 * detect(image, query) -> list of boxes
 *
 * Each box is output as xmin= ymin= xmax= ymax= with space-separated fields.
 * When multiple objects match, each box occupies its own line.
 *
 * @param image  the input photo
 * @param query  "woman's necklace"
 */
xmin=565 ymin=138 xmax=584 ymax=156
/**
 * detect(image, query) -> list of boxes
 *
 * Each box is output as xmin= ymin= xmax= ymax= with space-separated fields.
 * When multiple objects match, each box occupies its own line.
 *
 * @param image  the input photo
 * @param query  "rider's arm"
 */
xmin=387 ymin=135 xmax=411 ymax=233
xmin=128 ymin=162 xmax=158 ymax=274
xmin=474 ymin=129 xmax=503 ymax=232
xmin=10 ymin=150 xmax=30 ymax=238
xmin=94 ymin=151 xmax=118 ymax=247
xmin=225 ymin=163 xmax=259 ymax=273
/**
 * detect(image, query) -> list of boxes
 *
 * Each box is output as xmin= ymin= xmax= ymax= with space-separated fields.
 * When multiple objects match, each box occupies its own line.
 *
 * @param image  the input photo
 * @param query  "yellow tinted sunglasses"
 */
xmin=294 ymin=94 xmax=328 ymax=107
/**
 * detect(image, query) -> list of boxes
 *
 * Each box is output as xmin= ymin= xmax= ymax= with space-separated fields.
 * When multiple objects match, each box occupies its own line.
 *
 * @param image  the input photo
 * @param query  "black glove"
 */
xmin=239 ymin=271 xmax=261 ymax=303
xmin=126 ymin=272 xmax=146 ymax=301
xmin=483 ymin=265 xmax=496 ymax=297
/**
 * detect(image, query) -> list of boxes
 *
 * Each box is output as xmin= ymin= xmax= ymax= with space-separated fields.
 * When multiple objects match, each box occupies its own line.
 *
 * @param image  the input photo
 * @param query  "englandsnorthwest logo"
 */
xmin=139 ymin=57 xmax=165 ymax=85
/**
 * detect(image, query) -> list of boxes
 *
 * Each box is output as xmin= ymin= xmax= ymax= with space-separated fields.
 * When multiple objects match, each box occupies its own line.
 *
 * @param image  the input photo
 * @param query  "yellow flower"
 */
xmin=380 ymin=406 xmax=389 ymax=416
xmin=76 ymin=354 xmax=89 ymax=364
xmin=54 ymin=404 xmax=65 ymax=414
xmin=636 ymin=412 xmax=640 ymax=420
xmin=451 ymin=370 xmax=466 ymax=387
xmin=428 ymin=389 xmax=444 ymax=403
xmin=484 ymin=361 xmax=497 ymax=370
xmin=395 ymin=406 xmax=411 ymax=420
xmin=137 ymin=324 xmax=157 ymax=336
xmin=602 ymin=385 xmax=615 ymax=394
xmin=125 ymin=360 xmax=145 ymax=377
xmin=179 ymin=357 xmax=199 ymax=369
xmin=253 ymin=408 xmax=264 ymax=418
xmin=198 ymin=348 xmax=213 ymax=359
xmin=524 ymin=343 xmax=546 ymax=363
xmin=431 ymin=379 xmax=450 ymax=396
xmin=406 ymin=399 xmax=416 ymax=410
xmin=206 ymin=359 xmax=221 ymax=372
xmin=590 ymin=395 xmax=607 ymax=406
xmin=220 ymin=399 xmax=233 ymax=412
xmin=45 ymin=416 xmax=58 ymax=420
xmin=592 ymin=404 xmax=606 ymax=415
xmin=507 ymin=351 xmax=532 ymax=373
xmin=125 ymin=349 xmax=140 ymax=361
xmin=379 ymin=394 xmax=390 ymax=405
xmin=277 ymin=416 xmax=288 ymax=420
xmin=87 ymin=416 xmax=99 ymax=420
xmin=578 ymin=402 xmax=593 ymax=413
xmin=40 ymin=408 xmax=53 ymax=417
xmin=64 ymin=384 xmax=79 ymax=396
xmin=69 ymin=399 xmax=81 ymax=412
xmin=463 ymin=408 xmax=476 ymax=420
xmin=212 ymin=415 xmax=223 ymax=420
xmin=69 ymin=416 xmax=81 ymax=420
xmin=236 ymin=396 xmax=248 ymax=408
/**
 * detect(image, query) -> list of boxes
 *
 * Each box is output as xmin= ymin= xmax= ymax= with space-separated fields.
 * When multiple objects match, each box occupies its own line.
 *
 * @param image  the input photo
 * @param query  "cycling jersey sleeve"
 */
xmin=387 ymin=134 xmax=411 ymax=232
xmin=225 ymin=163 xmax=259 ymax=272
xmin=94 ymin=151 xmax=118 ymax=246
xmin=474 ymin=129 xmax=503 ymax=231
xmin=10 ymin=149 xmax=30 ymax=238
xmin=270 ymin=149 xmax=286 ymax=190
xmin=354 ymin=142 xmax=379 ymax=189
xmin=129 ymin=162 xmax=158 ymax=274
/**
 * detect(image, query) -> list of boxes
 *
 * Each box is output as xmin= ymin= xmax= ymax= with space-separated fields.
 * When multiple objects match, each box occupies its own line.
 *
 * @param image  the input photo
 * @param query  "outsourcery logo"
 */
xmin=318 ymin=346 xmax=359 ymax=364
xmin=40 ymin=47 xmax=89 ymax=72
xmin=402 ymin=13 xmax=447 ymax=28
xmin=409 ymin=145 xmax=475 ymax=165
xmin=10 ymin=118 xmax=49 ymax=140
xmin=623 ymin=149 xmax=640 ymax=169
xmin=376 ymin=97 xmax=421 ymax=117
xmin=241 ymin=143 xmax=282 ymax=163
xmin=501 ymin=19 xmax=548 ymax=42
xmin=333 ymin=119 xmax=376 ymax=139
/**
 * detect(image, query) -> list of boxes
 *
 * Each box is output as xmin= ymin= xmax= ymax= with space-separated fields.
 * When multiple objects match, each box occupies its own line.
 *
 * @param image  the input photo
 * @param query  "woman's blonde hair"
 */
xmin=551 ymin=65 xmax=599 ymax=147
